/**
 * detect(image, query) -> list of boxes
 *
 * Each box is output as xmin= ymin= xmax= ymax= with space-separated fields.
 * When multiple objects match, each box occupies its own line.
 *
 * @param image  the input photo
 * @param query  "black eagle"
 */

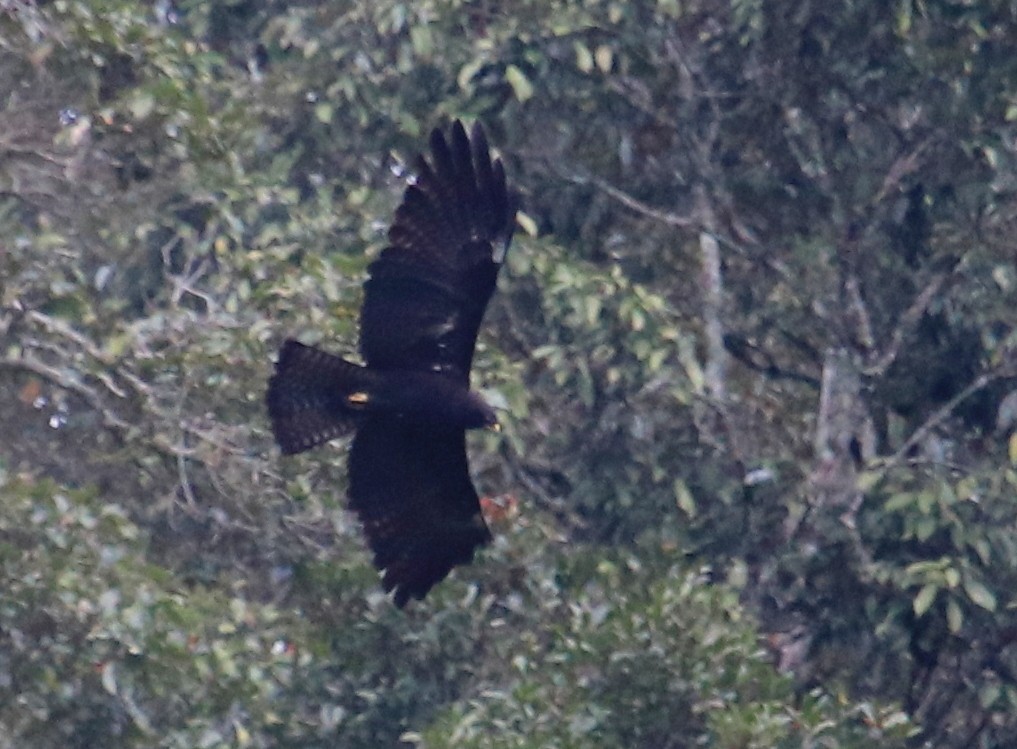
xmin=267 ymin=121 xmax=516 ymax=606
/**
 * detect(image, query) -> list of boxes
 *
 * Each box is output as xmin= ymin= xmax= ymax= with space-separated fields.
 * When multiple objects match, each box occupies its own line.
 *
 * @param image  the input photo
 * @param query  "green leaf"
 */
xmin=595 ymin=45 xmax=613 ymax=74
xmin=915 ymin=517 xmax=937 ymax=542
xmin=457 ymin=58 xmax=484 ymax=92
xmin=964 ymin=578 xmax=997 ymax=612
xmin=971 ymin=537 xmax=992 ymax=565
xmin=883 ymin=492 xmax=915 ymax=513
xmin=410 ymin=25 xmax=433 ymax=58
xmin=946 ymin=598 xmax=963 ymax=633
xmin=575 ymin=41 xmax=594 ymax=73
xmin=980 ymin=683 xmax=1001 ymax=709
xmin=314 ymin=103 xmax=333 ymax=124
xmin=129 ymin=91 xmax=156 ymax=120
xmin=505 ymin=65 xmax=534 ymax=102
xmin=944 ymin=566 xmax=960 ymax=588
xmin=516 ymin=211 xmax=539 ymax=237
xmin=674 ymin=479 xmax=697 ymax=518
xmin=913 ymin=584 xmax=937 ymax=617
xmin=100 ymin=662 xmax=118 ymax=695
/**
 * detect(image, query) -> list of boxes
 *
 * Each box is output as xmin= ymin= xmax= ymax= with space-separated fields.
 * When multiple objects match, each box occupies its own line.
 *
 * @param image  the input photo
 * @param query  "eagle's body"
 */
xmin=267 ymin=121 xmax=515 ymax=606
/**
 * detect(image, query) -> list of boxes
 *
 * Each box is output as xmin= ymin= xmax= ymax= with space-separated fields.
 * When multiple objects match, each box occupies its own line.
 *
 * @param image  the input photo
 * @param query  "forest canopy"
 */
xmin=1 ymin=1 xmax=1016 ymax=747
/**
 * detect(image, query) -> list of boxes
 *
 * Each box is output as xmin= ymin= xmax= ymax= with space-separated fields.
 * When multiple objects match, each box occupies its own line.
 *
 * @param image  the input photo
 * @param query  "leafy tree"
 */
xmin=2 ymin=0 xmax=1016 ymax=747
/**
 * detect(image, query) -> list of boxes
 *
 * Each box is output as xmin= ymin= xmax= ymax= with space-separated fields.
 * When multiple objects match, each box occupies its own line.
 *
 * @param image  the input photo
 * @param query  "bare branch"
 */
xmin=869 ymin=367 xmax=1012 ymax=485
xmin=0 ymin=352 xmax=130 ymax=432
xmin=698 ymin=228 xmax=727 ymax=402
xmin=872 ymin=138 xmax=933 ymax=206
xmin=862 ymin=271 xmax=951 ymax=376
xmin=563 ymin=172 xmax=697 ymax=228
xmin=25 ymin=310 xmax=116 ymax=365
xmin=842 ymin=274 xmax=876 ymax=352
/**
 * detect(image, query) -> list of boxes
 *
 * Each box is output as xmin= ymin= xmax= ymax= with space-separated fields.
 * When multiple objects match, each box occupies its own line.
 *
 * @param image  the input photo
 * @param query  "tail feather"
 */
xmin=267 ymin=340 xmax=367 ymax=454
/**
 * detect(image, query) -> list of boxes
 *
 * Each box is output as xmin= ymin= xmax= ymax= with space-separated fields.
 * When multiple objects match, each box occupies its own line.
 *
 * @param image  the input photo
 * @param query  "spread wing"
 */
xmin=359 ymin=120 xmax=516 ymax=383
xmin=348 ymin=416 xmax=491 ymax=607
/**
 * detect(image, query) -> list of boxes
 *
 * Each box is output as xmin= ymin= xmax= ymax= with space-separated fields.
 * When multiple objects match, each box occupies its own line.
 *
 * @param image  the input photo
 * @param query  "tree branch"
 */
xmin=0 ymin=352 xmax=131 ymax=432
xmin=563 ymin=171 xmax=697 ymax=228
xmin=862 ymin=271 xmax=952 ymax=377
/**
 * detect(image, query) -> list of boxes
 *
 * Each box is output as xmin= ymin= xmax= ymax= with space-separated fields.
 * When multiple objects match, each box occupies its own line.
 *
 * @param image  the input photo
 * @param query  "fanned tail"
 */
xmin=266 ymin=340 xmax=368 ymax=454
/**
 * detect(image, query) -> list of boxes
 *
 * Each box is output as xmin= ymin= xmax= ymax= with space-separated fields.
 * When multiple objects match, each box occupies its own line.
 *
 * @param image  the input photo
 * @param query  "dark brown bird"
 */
xmin=267 ymin=121 xmax=516 ymax=606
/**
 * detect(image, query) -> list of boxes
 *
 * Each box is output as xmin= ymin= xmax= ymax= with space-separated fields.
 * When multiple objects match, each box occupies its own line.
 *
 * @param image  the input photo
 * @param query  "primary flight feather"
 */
xmin=267 ymin=121 xmax=516 ymax=606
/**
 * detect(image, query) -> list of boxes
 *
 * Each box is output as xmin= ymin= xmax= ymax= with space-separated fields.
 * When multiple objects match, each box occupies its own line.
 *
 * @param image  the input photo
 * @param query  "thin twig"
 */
xmin=25 ymin=309 xmax=123 ymax=372
xmin=564 ymin=172 xmax=697 ymax=228
xmin=870 ymin=372 xmax=999 ymax=486
xmin=872 ymin=138 xmax=933 ymax=206
xmin=862 ymin=271 xmax=952 ymax=376
xmin=0 ymin=352 xmax=130 ymax=432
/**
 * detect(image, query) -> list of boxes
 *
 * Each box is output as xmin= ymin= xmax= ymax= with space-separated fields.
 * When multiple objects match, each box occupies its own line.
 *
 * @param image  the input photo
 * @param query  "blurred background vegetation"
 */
xmin=2 ymin=0 xmax=1016 ymax=746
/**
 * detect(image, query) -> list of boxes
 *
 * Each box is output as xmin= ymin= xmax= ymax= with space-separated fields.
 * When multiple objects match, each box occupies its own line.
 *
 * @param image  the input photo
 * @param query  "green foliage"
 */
xmin=423 ymin=552 xmax=913 ymax=748
xmin=524 ymin=240 xmax=698 ymax=532
xmin=0 ymin=474 xmax=310 ymax=747
xmin=2 ymin=0 xmax=1017 ymax=747
xmin=861 ymin=465 xmax=1017 ymax=719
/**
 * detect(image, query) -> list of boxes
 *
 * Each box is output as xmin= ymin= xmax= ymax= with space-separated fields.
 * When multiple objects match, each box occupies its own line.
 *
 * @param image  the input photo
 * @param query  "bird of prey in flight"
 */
xmin=267 ymin=121 xmax=516 ymax=606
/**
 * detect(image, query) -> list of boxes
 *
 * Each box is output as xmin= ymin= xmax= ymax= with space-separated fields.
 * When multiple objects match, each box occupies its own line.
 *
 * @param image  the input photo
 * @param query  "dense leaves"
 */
xmin=2 ymin=0 xmax=1016 ymax=747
